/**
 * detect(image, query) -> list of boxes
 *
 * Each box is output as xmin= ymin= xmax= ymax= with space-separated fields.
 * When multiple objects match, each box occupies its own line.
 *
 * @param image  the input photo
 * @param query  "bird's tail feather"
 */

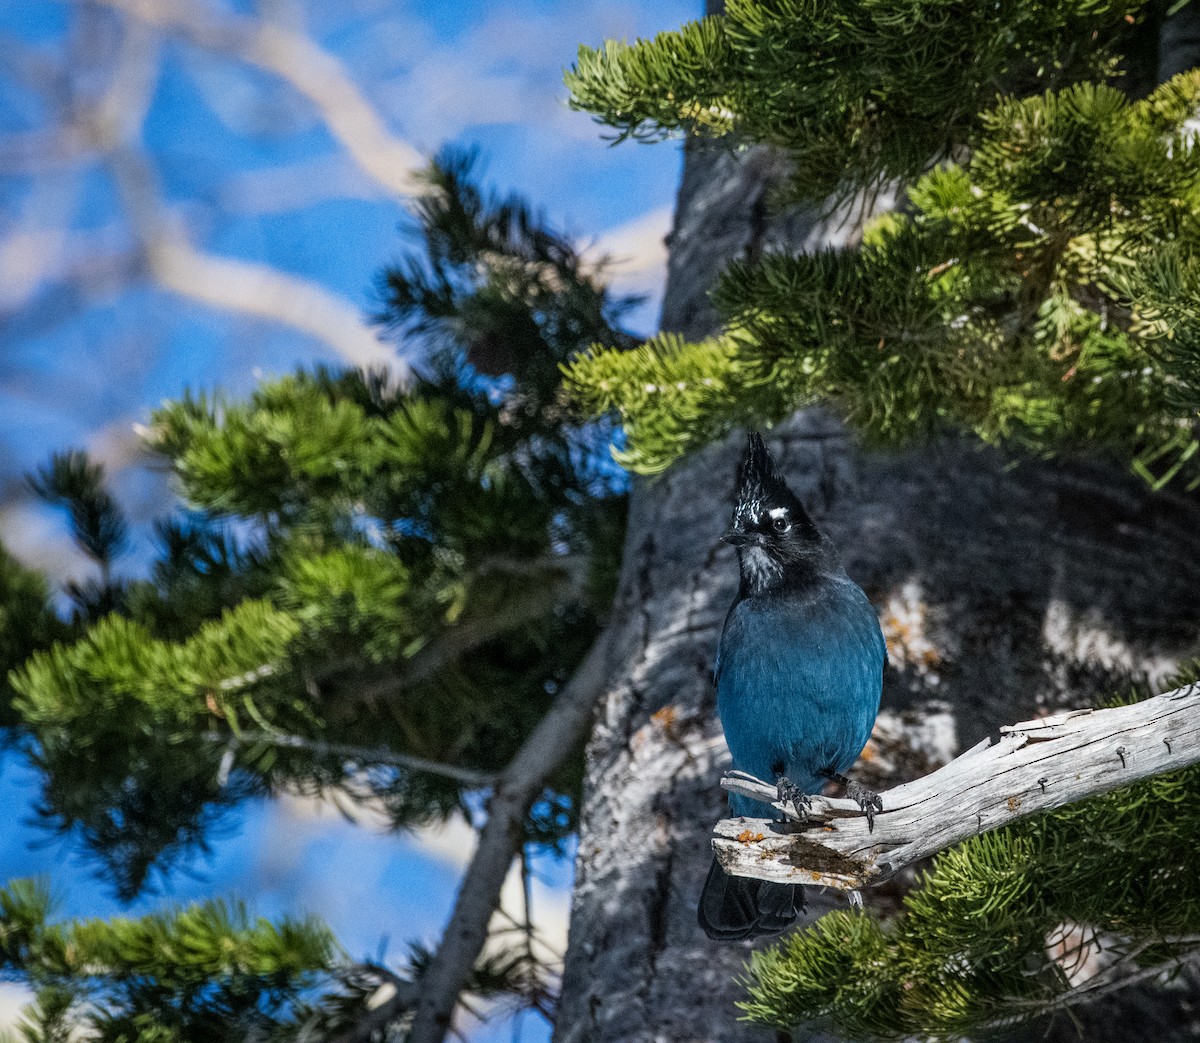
xmin=697 ymin=857 xmax=803 ymax=941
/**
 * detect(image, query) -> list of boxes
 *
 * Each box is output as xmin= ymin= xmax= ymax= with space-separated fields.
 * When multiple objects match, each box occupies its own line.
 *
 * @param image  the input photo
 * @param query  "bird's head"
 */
xmin=723 ymin=432 xmax=832 ymax=593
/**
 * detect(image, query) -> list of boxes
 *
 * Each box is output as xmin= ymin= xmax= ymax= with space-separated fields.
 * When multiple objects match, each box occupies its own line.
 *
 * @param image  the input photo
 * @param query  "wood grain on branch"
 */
xmin=712 ymin=681 xmax=1200 ymax=892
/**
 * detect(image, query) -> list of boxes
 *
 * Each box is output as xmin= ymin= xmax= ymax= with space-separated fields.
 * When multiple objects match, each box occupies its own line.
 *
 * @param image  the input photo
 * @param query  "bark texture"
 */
xmin=555 ymin=136 xmax=1200 ymax=1043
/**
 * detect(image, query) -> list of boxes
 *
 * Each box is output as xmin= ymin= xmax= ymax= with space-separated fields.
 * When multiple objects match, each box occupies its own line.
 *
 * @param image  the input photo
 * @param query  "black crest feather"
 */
xmin=735 ymin=432 xmax=785 ymax=520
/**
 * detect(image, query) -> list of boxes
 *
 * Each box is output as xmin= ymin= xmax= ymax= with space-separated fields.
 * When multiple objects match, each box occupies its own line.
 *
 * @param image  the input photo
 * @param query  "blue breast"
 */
xmin=715 ymin=573 xmax=885 ymax=818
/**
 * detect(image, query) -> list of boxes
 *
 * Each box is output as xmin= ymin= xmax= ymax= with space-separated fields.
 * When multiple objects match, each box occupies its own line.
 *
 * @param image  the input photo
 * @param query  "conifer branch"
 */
xmin=343 ymin=555 xmax=590 ymax=707
xmin=712 ymin=681 xmax=1200 ymax=891
xmin=977 ymin=938 xmax=1200 ymax=1032
xmin=329 ymin=973 xmax=421 ymax=1043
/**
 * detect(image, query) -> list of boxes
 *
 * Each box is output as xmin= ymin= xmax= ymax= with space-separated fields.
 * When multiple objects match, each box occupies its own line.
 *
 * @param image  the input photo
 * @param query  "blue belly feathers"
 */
xmin=717 ymin=574 xmax=885 ymax=817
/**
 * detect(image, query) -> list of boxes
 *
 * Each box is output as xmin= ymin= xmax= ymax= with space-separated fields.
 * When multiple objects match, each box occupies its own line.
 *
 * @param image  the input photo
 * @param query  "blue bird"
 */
xmin=698 ymin=432 xmax=886 ymax=941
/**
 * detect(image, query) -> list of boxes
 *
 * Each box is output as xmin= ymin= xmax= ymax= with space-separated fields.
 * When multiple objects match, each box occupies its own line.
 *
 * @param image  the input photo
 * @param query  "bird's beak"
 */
xmin=721 ymin=527 xmax=750 ymax=547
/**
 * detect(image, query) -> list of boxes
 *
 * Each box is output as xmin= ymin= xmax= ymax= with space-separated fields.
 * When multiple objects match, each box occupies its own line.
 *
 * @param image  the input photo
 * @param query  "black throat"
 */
xmin=736 ymin=540 xmax=839 ymax=599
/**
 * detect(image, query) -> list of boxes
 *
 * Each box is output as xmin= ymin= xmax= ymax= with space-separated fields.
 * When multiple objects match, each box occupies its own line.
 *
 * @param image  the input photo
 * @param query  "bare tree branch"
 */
xmin=0 ymin=3 xmax=409 ymax=375
xmin=106 ymin=144 xmax=404 ymax=374
xmin=84 ymin=11 xmax=161 ymax=145
xmin=711 ymin=681 xmax=1200 ymax=891
xmin=401 ymin=631 xmax=614 ymax=1043
xmin=88 ymin=0 xmax=426 ymax=197
xmin=0 ymin=15 xmax=156 ymax=309
xmin=0 ymin=130 xmax=88 ymax=174
xmin=217 ymin=155 xmax=382 ymax=214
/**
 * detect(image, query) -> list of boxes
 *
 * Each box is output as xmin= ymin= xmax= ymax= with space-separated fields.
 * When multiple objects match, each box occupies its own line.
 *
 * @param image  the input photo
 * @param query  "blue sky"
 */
xmin=0 ymin=0 xmax=694 ymax=1037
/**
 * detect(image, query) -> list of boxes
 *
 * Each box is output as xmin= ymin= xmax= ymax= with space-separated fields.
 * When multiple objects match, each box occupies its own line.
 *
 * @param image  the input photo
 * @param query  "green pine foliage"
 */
xmin=0 ymin=877 xmax=336 ymax=1042
xmin=0 ymin=549 xmax=63 ymax=728
xmin=0 ymin=876 xmax=540 ymax=1043
xmin=567 ymin=69 xmax=1200 ymax=479
xmin=27 ymin=451 xmax=130 ymax=619
xmin=566 ymin=333 xmax=792 ymax=474
xmin=378 ymin=151 xmax=637 ymax=400
xmin=0 ymin=150 xmax=631 ymax=1032
xmin=566 ymin=0 xmax=1142 ymax=200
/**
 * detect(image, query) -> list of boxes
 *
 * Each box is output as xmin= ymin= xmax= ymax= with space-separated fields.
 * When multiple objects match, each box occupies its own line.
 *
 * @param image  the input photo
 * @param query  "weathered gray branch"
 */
xmin=713 ymin=681 xmax=1200 ymax=891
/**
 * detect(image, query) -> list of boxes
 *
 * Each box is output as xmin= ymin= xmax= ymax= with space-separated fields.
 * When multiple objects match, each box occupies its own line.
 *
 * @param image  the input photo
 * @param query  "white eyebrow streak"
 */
xmin=768 ymin=506 xmax=789 ymax=520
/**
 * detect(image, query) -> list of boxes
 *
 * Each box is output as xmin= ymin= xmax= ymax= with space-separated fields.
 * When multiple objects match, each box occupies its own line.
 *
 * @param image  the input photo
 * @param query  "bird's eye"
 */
xmin=771 ymin=514 xmax=791 ymax=534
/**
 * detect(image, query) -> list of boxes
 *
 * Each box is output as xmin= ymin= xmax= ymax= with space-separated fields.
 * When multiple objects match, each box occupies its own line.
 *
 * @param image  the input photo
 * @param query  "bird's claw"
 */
xmin=844 ymin=780 xmax=883 ymax=832
xmin=775 ymin=775 xmax=812 ymax=821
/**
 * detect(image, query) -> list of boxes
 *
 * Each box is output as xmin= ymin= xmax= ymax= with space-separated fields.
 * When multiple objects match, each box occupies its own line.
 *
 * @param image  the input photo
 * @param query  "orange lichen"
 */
xmin=651 ymin=704 xmax=677 ymax=729
xmin=1007 ymin=795 xmax=1023 ymax=812
xmin=878 ymin=588 xmax=946 ymax=677
xmin=651 ymin=703 xmax=684 ymax=742
xmin=736 ymin=829 xmax=765 ymax=844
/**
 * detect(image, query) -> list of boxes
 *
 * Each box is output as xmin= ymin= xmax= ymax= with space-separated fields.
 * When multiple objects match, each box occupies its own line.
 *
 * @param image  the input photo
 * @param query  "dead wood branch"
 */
xmin=712 ymin=681 xmax=1200 ymax=892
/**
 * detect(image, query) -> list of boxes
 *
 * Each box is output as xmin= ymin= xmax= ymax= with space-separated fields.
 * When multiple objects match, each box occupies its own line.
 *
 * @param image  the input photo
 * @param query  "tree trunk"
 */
xmin=555 ymin=141 xmax=1200 ymax=1043
xmin=555 ymin=13 xmax=1200 ymax=1040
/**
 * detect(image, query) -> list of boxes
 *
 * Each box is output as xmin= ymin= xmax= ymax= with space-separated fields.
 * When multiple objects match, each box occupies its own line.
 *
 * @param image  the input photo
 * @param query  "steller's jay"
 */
xmin=698 ymin=432 xmax=886 ymax=941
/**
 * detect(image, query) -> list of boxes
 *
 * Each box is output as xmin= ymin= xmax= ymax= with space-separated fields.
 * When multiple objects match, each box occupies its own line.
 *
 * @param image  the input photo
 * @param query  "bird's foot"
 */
xmin=775 ymin=775 xmax=812 ymax=822
xmin=819 ymin=768 xmax=883 ymax=832
xmin=845 ymin=780 xmax=883 ymax=833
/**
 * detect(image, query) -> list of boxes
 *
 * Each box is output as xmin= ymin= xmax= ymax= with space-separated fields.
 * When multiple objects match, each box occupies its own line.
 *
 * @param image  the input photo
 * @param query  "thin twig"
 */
xmin=201 ymin=729 xmax=496 ymax=788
